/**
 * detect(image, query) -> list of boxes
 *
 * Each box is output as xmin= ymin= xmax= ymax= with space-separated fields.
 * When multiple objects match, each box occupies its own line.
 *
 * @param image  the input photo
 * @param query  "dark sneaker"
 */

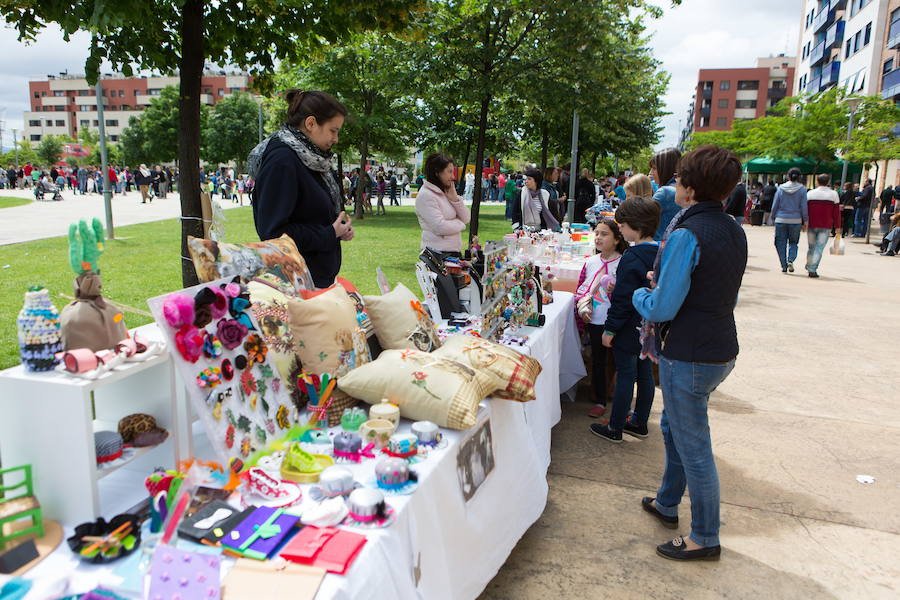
xmin=589 ymin=423 xmax=622 ymax=443
xmin=808 ymin=271 xmax=819 ymax=278
xmin=787 ymin=262 xmax=794 ymax=272
xmin=623 ymin=419 xmax=649 ymax=438
xmin=641 ymin=497 xmax=678 ymax=529
xmin=656 ymin=536 xmax=721 ymax=561
xmin=781 ymin=267 xmax=788 ymax=273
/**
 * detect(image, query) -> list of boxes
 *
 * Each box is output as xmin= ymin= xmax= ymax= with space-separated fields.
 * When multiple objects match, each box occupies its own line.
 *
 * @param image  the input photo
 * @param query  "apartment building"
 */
xmin=795 ymin=0 xmax=890 ymax=96
xmin=22 ymin=72 xmax=252 ymax=144
xmin=681 ymin=55 xmax=795 ymax=143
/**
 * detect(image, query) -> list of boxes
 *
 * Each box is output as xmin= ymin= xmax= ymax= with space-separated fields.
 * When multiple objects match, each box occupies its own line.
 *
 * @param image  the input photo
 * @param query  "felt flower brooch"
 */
xmin=197 ymin=367 xmax=222 ymax=388
xmin=203 ymin=334 xmax=223 ymax=359
xmin=163 ymin=293 xmax=195 ymax=329
xmin=244 ymin=334 xmax=268 ymax=365
xmin=174 ymin=326 xmax=204 ymax=363
xmin=217 ymin=319 xmax=248 ymax=350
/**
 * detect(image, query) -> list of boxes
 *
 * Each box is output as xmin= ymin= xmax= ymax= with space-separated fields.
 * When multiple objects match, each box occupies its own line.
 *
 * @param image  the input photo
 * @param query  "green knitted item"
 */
xmin=68 ymin=219 xmax=105 ymax=275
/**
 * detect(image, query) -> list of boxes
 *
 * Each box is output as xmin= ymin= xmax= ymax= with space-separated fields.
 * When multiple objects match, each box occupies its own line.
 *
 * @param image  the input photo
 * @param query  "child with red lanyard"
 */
xmin=576 ymin=217 xmax=627 ymax=417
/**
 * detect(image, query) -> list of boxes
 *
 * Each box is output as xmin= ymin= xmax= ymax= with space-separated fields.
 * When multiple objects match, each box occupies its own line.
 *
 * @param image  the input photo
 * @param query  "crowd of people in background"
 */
xmin=1 ymin=161 xmax=180 ymax=202
xmin=199 ymin=166 xmax=253 ymax=206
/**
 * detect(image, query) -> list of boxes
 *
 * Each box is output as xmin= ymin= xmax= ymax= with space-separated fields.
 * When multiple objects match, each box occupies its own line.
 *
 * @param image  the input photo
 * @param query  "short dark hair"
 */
xmin=525 ymin=168 xmax=543 ymax=190
xmin=787 ymin=167 xmax=802 ymax=182
xmin=650 ymin=147 xmax=681 ymax=185
xmin=424 ymin=153 xmax=454 ymax=191
xmin=676 ymin=145 xmax=743 ymax=203
xmin=285 ymin=89 xmax=348 ymax=129
xmin=816 ymin=173 xmax=831 ymax=186
xmin=615 ymin=196 xmax=660 ymax=238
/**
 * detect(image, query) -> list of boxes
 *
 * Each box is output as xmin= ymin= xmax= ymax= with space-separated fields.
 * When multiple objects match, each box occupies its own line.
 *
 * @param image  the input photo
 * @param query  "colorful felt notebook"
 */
xmin=279 ymin=526 xmax=367 ymax=575
xmin=179 ymin=500 xmax=243 ymax=545
xmin=220 ymin=506 xmax=299 ymax=560
xmin=147 ymin=546 xmax=221 ymax=600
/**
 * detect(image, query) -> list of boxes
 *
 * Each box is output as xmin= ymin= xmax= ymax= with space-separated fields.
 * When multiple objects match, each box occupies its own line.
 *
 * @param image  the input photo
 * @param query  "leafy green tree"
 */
xmin=120 ymin=115 xmax=153 ymax=167
xmin=202 ymin=92 xmax=260 ymax=172
xmin=0 ymin=0 xmax=420 ymax=285
xmin=36 ymin=134 xmax=65 ymax=166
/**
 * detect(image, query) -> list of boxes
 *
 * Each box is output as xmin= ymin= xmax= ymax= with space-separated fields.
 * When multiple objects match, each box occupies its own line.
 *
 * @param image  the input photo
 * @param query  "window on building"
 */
xmin=110 ymin=135 xmax=119 ymax=142
xmin=716 ymin=117 xmax=728 ymax=127
xmin=44 ymin=120 xmax=53 ymax=126
xmin=771 ymin=79 xmax=786 ymax=89
xmin=105 ymin=119 xmax=118 ymax=127
xmin=78 ymin=90 xmax=89 ymax=96
xmin=134 ymin=90 xmax=139 ymax=96
xmin=80 ymin=119 xmax=89 ymax=127
xmin=735 ymin=100 xmax=758 ymax=109
xmin=230 ymin=87 xmax=241 ymax=93
xmin=33 ymin=91 xmax=39 ymax=98
xmin=718 ymin=99 xmax=729 ymax=109
xmin=28 ymin=120 xmax=40 ymax=127
xmin=719 ymin=80 xmax=731 ymax=90
xmin=55 ymin=120 xmax=64 ymax=127
xmin=121 ymin=104 xmax=132 ymax=110
xmin=92 ymin=120 xmax=99 ymax=127
xmin=217 ymin=88 xmax=224 ymax=96
xmin=799 ymin=74 xmax=807 ymax=91
xmin=885 ymin=59 xmax=894 ymax=74
xmin=864 ymin=22 xmax=872 ymax=46
xmin=54 ymin=106 xmax=65 ymax=112
xmin=41 ymin=91 xmax=46 ymax=97
xmin=149 ymin=88 xmax=161 ymax=95
xmin=119 ymin=90 xmax=125 ymax=97
xmin=203 ymin=88 xmax=211 ymax=95
xmin=30 ymin=135 xmax=41 ymax=141
xmin=53 ymin=90 xmax=64 ymax=97
xmin=846 ymin=38 xmax=852 ymax=58
xmin=737 ymin=80 xmax=759 ymax=90
xmin=853 ymin=31 xmax=861 ymax=52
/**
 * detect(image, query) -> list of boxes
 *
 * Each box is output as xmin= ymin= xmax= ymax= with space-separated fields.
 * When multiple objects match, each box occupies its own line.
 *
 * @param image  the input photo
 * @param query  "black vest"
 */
xmin=659 ymin=202 xmax=747 ymax=363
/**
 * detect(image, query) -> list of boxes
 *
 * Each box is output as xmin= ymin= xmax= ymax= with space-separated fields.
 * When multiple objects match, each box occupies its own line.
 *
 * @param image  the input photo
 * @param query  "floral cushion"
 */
xmin=432 ymin=335 xmax=542 ymax=402
xmin=187 ymin=234 xmax=314 ymax=293
xmin=363 ymin=283 xmax=441 ymax=352
xmin=337 ymin=349 xmax=495 ymax=430
xmin=287 ymin=286 xmax=371 ymax=426
xmin=247 ymin=278 xmax=303 ymax=408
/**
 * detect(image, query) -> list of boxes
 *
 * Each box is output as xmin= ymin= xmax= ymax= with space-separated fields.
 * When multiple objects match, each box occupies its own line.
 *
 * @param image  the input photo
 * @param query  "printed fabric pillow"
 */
xmin=287 ymin=286 xmax=372 ymax=426
xmin=363 ymin=283 xmax=441 ymax=352
xmin=188 ymin=234 xmax=314 ymax=293
xmin=337 ymin=349 xmax=494 ymax=430
xmin=247 ymin=278 xmax=303 ymax=408
xmin=432 ymin=335 xmax=542 ymax=402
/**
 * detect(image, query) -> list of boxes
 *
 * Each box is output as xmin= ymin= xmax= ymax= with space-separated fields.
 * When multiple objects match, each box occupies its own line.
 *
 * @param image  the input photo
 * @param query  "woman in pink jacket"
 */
xmin=415 ymin=153 xmax=470 ymax=255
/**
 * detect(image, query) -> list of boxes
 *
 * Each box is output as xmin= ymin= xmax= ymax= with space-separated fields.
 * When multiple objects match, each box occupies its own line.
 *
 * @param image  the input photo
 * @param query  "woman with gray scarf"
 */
xmin=249 ymin=90 xmax=353 ymax=288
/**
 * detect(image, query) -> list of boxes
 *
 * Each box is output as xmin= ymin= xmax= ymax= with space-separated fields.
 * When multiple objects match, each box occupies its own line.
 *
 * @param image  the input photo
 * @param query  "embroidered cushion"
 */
xmin=287 ymin=286 xmax=371 ymax=426
xmin=247 ymin=278 xmax=303 ymax=407
xmin=337 ymin=349 xmax=494 ymax=430
xmin=187 ymin=234 xmax=314 ymax=293
xmin=432 ymin=335 xmax=542 ymax=402
xmin=362 ymin=283 xmax=441 ymax=352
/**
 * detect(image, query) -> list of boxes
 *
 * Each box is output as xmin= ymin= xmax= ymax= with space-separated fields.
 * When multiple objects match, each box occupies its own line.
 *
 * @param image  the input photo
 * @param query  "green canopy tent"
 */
xmin=743 ymin=156 xmax=863 ymax=184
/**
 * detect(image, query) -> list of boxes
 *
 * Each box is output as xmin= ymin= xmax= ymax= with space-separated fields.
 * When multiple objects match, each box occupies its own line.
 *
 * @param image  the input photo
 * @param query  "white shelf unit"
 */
xmin=0 ymin=324 xmax=195 ymax=527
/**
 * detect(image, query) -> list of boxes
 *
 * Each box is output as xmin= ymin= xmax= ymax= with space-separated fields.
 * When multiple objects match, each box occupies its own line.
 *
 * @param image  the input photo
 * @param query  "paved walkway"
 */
xmin=0 ymin=188 xmax=248 ymax=245
xmin=484 ymin=224 xmax=898 ymax=599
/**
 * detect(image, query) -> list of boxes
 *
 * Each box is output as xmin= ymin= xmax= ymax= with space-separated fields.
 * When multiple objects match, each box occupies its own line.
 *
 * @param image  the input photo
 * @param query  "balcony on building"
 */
xmin=701 ymin=87 xmax=712 ymax=100
xmin=807 ymin=74 xmax=822 ymax=94
xmin=819 ymin=61 xmax=841 ymax=90
xmin=699 ymin=106 xmax=711 ymax=120
xmin=767 ymin=85 xmax=788 ymax=102
xmin=889 ymin=18 xmax=900 ymax=50
xmin=829 ymin=0 xmax=847 ymax=9
xmin=825 ymin=21 xmax=845 ymax=49
xmin=881 ymin=68 xmax=900 ymax=99
xmin=812 ymin=8 xmax=835 ymax=34
xmin=809 ymin=41 xmax=827 ymax=67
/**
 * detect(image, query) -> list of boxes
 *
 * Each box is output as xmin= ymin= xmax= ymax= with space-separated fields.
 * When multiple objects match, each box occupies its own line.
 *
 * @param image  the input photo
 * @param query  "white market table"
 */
xmin=13 ymin=293 xmax=585 ymax=600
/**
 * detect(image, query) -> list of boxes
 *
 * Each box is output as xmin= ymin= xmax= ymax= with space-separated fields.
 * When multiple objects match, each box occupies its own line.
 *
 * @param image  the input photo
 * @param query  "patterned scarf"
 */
xmin=247 ymin=125 xmax=341 ymax=211
xmin=639 ymin=206 xmax=689 ymax=362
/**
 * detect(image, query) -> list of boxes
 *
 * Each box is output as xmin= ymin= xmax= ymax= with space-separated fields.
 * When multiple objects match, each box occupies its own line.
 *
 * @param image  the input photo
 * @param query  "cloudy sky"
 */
xmin=648 ymin=0 xmax=803 ymax=148
xmin=0 ymin=1 xmax=802 ymax=152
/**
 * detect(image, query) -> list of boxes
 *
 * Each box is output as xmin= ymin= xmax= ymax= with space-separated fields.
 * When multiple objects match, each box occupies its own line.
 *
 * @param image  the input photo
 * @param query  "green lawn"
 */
xmin=0 ymin=196 xmax=31 ymax=209
xmin=0 ymin=204 xmax=512 ymax=370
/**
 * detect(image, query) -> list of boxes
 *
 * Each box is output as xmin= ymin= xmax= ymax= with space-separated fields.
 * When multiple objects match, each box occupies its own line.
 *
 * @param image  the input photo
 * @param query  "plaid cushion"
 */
xmin=433 ymin=336 xmax=542 ymax=402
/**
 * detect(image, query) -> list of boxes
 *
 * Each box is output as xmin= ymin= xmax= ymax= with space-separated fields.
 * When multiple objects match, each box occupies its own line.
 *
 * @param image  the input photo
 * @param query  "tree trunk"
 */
xmin=457 ymin=135 xmax=472 ymax=195
xmin=356 ymin=131 xmax=368 ymax=220
xmin=178 ymin=0 xmax=204 ymax=287
xmin=591 ymin=152 xmax=597 ymax=175
xmin=469 ymin=94 xmax=490 ymax=247
xmin=540 ymin=121 xmax=549 ymax=172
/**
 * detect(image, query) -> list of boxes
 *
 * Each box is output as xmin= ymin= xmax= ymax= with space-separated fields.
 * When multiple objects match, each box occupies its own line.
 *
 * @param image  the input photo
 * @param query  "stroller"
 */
xmin=34 ymin=179 xmax=63 ymax=201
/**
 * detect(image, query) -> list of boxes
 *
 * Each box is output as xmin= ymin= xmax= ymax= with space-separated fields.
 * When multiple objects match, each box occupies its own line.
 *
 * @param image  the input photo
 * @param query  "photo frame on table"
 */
xmin=456 ymin=412 xmax=495 ymax=502
xmin=148 ymin=277 xmax=300 ymax=467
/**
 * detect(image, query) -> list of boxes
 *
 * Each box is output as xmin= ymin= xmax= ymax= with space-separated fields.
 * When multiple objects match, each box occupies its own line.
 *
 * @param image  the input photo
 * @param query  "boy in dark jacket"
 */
xmin=591 ymin=197 xmax=661 ymax=443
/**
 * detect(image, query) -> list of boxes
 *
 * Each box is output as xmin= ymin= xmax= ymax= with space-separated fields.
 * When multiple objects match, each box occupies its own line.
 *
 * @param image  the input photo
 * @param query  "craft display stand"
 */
xmin=0 ymin=324 xmax=193 ymax=527
xmin=480 ymin=242 xmax=541 ymax=340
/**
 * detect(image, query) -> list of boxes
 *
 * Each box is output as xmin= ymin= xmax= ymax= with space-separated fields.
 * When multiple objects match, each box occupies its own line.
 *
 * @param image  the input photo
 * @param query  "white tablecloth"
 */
xmin=13 ymin=294 xmax=585 ymax=600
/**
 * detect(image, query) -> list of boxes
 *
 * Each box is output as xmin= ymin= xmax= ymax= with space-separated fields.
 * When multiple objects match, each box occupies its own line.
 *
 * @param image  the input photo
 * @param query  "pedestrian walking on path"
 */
xmin=805 ymin=173 xmax=841 ymax=278
xmin=632 ymin=144 xmax=747 ymax=562
xmin=769 ymin=167 xmax=808 ymax=273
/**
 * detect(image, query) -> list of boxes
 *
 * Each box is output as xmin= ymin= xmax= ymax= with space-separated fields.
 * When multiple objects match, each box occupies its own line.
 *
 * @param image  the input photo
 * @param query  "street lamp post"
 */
xmin=95 ymin=79 xmax=114 ymax=239
xmin=839 ymin=96 xmax=863 ymax=189
xmin=12 ymin=128 xmax=18 ymax=168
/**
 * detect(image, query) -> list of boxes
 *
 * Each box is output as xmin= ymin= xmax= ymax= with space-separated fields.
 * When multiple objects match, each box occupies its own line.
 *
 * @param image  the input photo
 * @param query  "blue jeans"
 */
xmin=609 ymin=348 xmax=655 ymax=430
xmin=774 ymin=223 xmax=801 ymax=270
xmin=853 ymin=206 xmax=869 ymax=237
xmin=655 ymin=356 xmax=735 ymax=547
xmin=805 ymin=228 xmax=830 ymax=273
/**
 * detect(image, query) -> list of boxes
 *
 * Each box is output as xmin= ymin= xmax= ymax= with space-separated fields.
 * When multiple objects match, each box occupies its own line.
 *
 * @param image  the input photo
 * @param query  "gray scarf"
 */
xmin=247 ymin=125 xmax=341 ymax=211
